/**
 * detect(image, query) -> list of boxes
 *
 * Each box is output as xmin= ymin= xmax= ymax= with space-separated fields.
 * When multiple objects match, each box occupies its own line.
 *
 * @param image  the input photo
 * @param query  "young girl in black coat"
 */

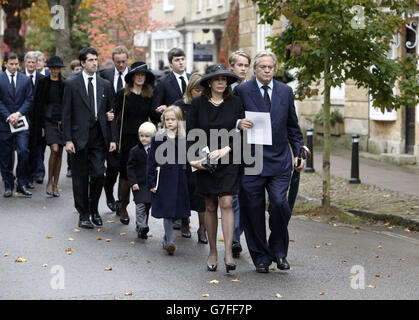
xmin=147 ymin=106 xmax=190 ymax=255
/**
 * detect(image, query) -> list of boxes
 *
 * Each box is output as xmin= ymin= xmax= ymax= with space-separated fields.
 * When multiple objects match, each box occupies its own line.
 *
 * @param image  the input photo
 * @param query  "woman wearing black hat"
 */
xmin=188 ymin=64 xmax=244 ymax=272
xmin=113 ymin=62 xmax=160 ymax=225
xmin=34 ymin=56 xmax=66 ymax=197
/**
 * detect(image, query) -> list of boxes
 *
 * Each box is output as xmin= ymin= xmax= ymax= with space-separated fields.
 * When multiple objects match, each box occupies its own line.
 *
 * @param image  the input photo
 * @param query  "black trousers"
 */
xmin=71 ymin=123 xmax=106 ymax=220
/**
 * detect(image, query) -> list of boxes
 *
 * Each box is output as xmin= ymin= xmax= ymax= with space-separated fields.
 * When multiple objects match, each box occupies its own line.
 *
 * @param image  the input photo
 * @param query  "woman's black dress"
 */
xmin=174 ymin=98 xmax=206 ymax=212
xmin=114 ymin=89 xmax=159 ymax=180
xmin=44 ymin=80 xmax=64 ymax=145
xmin=188 ymin=95 xmax=244 ymax=196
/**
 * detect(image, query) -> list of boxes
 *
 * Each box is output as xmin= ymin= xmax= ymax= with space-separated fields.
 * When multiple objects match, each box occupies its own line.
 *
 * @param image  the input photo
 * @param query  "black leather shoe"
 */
xmin=3 ymin=189 xmax=12 ymax=198
xmin=91 ymin=213 xmax=103 ymax=226
xmin=277 ymin=258 xmax=290 ymax=270
xmin=26 ymin=182 xmax=35 ymax=189
xmin=255 ymin=264 xmax=269 ymax=273
xmin=66 ymin=169 xmax=72 ymax=178
xmin=107 ymin=202 xmax=116 ymax=212
xmin=120 ymin=217 xmax=130 ymax=225
xmin=16 ymin=186 xmax=32 ymax=197
xmin=232 ymin=242 xmax=242 ymax=257
xmin=35 ymin=178 xmax=43 ymax=184
xmin=79 ymin=219 xmax=94 ymax=229
xmin=138 ymin=227 xmax=149 ymax=239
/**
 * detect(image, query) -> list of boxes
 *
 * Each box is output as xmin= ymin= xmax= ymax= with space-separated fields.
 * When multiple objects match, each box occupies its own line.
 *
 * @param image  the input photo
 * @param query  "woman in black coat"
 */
xmin=113 ymin=62 xmax=159 ymax=225
xmin=34 ymin=56 xmax=65 ymax=197
xmin=188 ymin=64 xmax=244 ymax=272
xmin=173 ymin=73 xmax=208 ymax=244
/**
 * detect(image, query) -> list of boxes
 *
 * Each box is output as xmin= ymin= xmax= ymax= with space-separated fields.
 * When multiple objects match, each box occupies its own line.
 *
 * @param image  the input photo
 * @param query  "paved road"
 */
xmin=1 ymin=154 xmax=418 ymax=301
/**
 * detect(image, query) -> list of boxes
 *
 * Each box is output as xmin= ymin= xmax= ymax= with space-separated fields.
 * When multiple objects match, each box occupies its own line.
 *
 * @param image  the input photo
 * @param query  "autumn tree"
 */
xmin=88 ymin=0 xmax=165 ymax=64
xmin=25 ymin=0 xmax=92 ymax=62
xmin=1 ymin=0 xmax=36 ymax=60
xmin=252 ymin=0 xmax=419 ymax=211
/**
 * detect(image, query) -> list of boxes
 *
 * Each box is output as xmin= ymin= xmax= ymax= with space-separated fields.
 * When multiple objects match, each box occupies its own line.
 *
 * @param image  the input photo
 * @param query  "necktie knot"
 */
xmin=262 ymin=85 xmax=271 ymax=111
xmin=179 ymin=76 xmax=186 ymax=94
xmin=88 ymin=76 xmax=93 ymax=82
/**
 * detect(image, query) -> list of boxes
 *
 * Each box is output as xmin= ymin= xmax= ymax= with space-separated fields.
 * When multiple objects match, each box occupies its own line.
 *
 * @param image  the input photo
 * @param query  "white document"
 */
xmin=245 ymin=111 xmax=272 ymax=145
xmin=9 ymin=115 xmax=29 ymax=133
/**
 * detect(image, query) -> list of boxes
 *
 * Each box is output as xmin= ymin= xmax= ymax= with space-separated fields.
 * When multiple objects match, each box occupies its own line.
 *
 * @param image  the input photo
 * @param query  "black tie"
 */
xmin=179 ymin=76 xmax=186 ymax=94
xmin=88 ymin=77 xmax=96 ymax=120
xmin=117 ymin=72 xmax=123 ymax=92
xmin=10 ymin=74 xmax=16 ymax=96
xmin=30 ymin=75 xmax=34 ymax=91
xmin=262 ymin=85 xmax=271 ymax=111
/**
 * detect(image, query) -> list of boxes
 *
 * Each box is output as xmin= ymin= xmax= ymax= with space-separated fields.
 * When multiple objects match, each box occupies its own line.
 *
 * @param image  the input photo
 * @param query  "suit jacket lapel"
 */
xmin=1 ymin=73 xmax=14 ymax=99
xmin=76 ymin=73 xmax=91 ymax=111
xmin=271 ymin=80 xmax=286 ymax=114
xmin=96 ymin=77 xmax=104 ymax=114
xmin=249 ymin=79 xmax=269 ymax=112
xmin=170 ymin=72 xmax=182 ymax=97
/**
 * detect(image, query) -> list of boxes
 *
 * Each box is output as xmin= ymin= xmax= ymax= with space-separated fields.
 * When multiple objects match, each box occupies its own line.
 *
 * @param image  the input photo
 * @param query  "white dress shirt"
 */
xmin=173 ymin=71 xmax=188 ymax=93
xmin=255 ymin=77 xmax=273 ymax=100
xmin=5 ymin=69 xmax=17 ymax=87
xmin=25 ymin=70 xmax=36 ymax=86
xmin=113 ymin=67 xmax=128 ymax=92
xmin=82 ymin=70 xmax=98 ymax=119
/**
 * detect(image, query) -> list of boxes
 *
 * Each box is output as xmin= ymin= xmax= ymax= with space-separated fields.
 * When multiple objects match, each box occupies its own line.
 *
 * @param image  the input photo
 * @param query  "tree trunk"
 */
xmin=322 ymin=49 xmax=332 ymax=210
xmin=2 ymin=0 xmax=35 ymax=60
xmin=46 ymin=0 xmax=81 ymax=76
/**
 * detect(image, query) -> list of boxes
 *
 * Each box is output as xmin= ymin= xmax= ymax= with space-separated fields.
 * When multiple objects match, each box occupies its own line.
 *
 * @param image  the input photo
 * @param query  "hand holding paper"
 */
xmin=244 ymin=111 xmax=272 ymax=145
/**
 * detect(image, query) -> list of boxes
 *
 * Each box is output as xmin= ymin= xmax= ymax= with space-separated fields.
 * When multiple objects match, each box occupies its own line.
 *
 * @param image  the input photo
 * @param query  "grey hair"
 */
xmin=34 ymin=51 xmax=46 ymax=62
xmin=253 ymin=51 xmax=278 ymax=73
xmin=24 ymin=51 xmax=38 ymax=62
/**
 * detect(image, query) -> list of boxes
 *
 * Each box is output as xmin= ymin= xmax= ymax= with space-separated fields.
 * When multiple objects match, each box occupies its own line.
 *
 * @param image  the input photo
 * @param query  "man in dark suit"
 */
xmin=35 ymin=51 xmax=50 ymax=77
xmin=0 ymin=52 xmax=34 ymax=197
xmin=62 ymin=47 xmax=117 ymax=229
xmin=22 ymin=51 xmax=46 ymax=188
xmin=151 ymin=47 xmax=191 ymax=114
xmin=235 ymin=51 xmax=305 ymax=273
xmin=99 ymin=46 xmax=130 ymax=213
xmin=99 ymin=45 xmax=129 ymax=94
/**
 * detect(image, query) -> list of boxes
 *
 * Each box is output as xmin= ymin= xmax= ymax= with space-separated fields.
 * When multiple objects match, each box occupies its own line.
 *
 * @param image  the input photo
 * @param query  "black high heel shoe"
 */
xmin=225 ymin=259 xmax=236 ymax=273
xmin=207 ymin=256 xmax=217 ymax=271
xmin=207 ymin=264 xmax=217 ymax=272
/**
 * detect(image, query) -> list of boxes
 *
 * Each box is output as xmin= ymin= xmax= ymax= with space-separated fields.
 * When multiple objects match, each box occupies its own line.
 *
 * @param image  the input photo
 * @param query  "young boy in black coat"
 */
xmin=126 ymin=122 xmax=157 ymax=239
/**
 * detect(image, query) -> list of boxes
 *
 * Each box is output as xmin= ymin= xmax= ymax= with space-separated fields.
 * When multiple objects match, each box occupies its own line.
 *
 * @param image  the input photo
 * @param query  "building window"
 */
xmin=163 ymin=0 xmax=175 ymax=12
xmin=217 ymin=0 xmax=223 ymax=7
xmin=257 ymin=14 xmax=271 ymax=52
xmin=196 ymin=0 xmax=202 ymax=12
xmin=206 ymin=0 xmax=212 ymax=10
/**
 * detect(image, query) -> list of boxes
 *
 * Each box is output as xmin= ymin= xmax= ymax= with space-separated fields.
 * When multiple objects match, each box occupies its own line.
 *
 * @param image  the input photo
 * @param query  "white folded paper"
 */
xmin=245 ymin=111 xmax=272 ymax=145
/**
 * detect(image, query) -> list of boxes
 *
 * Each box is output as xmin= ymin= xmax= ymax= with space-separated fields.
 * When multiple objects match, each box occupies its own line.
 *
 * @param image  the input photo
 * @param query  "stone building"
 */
xmin=149 ymin=0 xmax=231 ymax=73
xmin=238 ymin=2 xmax=419 ymax=163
